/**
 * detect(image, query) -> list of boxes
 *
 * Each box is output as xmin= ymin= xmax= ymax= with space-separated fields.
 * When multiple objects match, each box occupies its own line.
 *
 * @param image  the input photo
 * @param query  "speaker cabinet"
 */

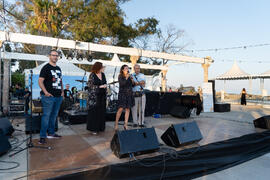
xmin=25 ymin=115 xmax=58 ymax=134
xmin=161 ymin=121 xmax=202 ymax=147
xmin=214 ymin=103 xmax=230 ymax=112
xmin=170 ymin=106 xmax=192 ymax=118
xmin=0 ymin=132 xmax=11 ymax=156
xmin=253 ymin=115 xmax=270 ymax=129
xmin=62 ymin=110 xmax=87 ymax=124
xmin=0 ymin=117 xmax=14 ymax=136
xmin=111 ymin=128 xmax=159 ymax=158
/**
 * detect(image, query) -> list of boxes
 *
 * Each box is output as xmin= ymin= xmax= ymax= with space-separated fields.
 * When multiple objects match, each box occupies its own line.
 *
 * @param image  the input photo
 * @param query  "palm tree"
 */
xmin=23 ymin=0 xmax=63 ymax=62
xmin=25 ymin=0 xmax=62 ymax=37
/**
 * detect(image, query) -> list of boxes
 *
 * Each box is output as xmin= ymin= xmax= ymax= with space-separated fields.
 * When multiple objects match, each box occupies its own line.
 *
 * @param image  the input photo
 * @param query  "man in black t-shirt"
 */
xmin=59 ymin=84 xmax=73 ymax=118
xmin=38 ymin=49 xmax=64 ymax=144
xmin=64 ymin=84 xmax=73 ymax=99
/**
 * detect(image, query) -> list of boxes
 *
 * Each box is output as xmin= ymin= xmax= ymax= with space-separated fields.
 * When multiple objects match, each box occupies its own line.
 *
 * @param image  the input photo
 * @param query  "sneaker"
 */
xmin=47 ymin=133 xmax=62 ymax=139
xmin=38 ymin=138 xmax=46 ymax=144
xmin=132 ymin=124 xmax=138 ymax=128
xmin=139 ymin=124 xmax=146 ymax=128
xmin=63 ymin=120 xmax=70 ymax=125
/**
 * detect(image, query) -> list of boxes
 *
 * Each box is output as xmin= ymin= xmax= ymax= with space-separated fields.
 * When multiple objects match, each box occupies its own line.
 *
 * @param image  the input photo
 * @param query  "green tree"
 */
xmin=11 ymin=72 xmax=25 ymax=87
xmin=18 ymin=0 xmax=159 ymax=47
xmin=6 ymin=0 xmax=160 ymax=72
xmin=66 ymin=0 xmax=159 ymax=46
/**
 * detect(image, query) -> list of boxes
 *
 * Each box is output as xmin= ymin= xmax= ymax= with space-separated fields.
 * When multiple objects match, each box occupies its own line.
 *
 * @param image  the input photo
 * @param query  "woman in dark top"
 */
xmin=87 ymin=62 xmax=107 ymax=135
xmin=241 ymin=88 xmax=247 ymax=105
xmin=115 ymin=65 xmax=135 ymax=131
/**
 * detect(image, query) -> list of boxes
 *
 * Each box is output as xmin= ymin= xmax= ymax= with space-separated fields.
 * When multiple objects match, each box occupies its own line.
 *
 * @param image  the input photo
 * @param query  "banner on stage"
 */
xmin=202 ymin=82 xmax=214 ymax=112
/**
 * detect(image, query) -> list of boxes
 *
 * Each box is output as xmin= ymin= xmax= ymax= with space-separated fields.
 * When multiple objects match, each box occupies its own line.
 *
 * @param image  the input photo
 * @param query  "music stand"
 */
xmin=9 ymin=70 xmax=51 ymax=157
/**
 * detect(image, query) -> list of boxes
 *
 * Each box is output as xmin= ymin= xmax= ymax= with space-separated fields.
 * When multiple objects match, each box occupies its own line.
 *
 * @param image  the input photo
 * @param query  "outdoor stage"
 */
xmin=29 ymin=105 xmax=268 ymax=180
xmin=1 ymin=104 xmax=270 ymax=180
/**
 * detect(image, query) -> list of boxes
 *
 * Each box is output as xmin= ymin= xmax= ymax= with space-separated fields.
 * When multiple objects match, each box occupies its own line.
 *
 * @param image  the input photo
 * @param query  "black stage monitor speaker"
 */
xmin=170 ymin=106 xmax=192 ymax=118
xmin=25 ymin=115 xmax=58 ymax=134
xmin=253 ymin=115 xmax=270 ymax=129
xmin=0 ymin=132 xmax=11 ymax=156
xmin=0 ymin=117 xmax=14 ymax=136
xmin=161 ymin=121 xmax=202 ymax=147
xmin=62 ymin=110 xmax=87 ymax=124
xmin=111 ymin=127 xmax=159 ymax=158
xmin=214 ymin=103 xmax=231 ymax=112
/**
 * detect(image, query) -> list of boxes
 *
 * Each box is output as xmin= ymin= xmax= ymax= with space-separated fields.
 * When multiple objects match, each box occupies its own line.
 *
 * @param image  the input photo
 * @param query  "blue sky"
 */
xmin=121 ymin=0 xmax=270 ymax=94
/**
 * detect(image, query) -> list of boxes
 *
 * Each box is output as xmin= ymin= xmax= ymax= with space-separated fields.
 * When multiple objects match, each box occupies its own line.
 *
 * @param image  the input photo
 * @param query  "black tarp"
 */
xmin=50 ymin=130 xmax=270 ymax=180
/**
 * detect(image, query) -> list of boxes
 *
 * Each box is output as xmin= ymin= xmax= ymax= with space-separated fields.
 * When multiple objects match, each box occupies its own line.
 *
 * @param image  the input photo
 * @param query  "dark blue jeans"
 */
xmin=40 ymin=96 xmax=63 ymax=138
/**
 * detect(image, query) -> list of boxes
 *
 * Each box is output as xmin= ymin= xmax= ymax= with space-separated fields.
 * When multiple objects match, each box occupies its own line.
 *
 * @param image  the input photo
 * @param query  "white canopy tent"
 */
xmin=24 ymin=59 xmax=90 ymax=98
xmin=258 ymin=69 xmax=270 ymax=78
xmin=255 ymin=70 xmax=270 ymax=96
xmin=18 ymin=53 xmax=161 ymax=98
xmin=214 ymin=62 xmax=269 ymax=96
xmin=214 ymin=62 xmax=253 ymax=94
xmin=24 ymin=58 xmax=90 ymax=78
xmin=215 ymin=62 xmax=251 ymax=80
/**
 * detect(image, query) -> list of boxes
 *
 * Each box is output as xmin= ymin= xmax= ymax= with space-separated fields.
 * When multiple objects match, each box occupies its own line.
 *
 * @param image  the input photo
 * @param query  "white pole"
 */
xmin=249 ymin=78 xmax=252 ymax=95
xmin=260 ymin=78 xmax=264 ymax=92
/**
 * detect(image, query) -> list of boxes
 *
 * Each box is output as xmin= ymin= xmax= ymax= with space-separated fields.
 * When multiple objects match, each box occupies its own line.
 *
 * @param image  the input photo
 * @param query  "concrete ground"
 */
xmin=195 ymin=105 xmax=270 ymax=180
xmin=0 ymin=104 xmax=270 ymax=180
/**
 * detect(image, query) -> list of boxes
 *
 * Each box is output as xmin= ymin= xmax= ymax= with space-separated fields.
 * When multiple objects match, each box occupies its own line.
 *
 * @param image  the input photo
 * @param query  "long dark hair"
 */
xmin=119 ymin=64 xmax=128 ymax=78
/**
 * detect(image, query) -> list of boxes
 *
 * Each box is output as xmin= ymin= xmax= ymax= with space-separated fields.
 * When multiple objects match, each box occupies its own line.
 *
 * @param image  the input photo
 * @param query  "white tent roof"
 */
xmin=215 ymin=62 xmax=251 ymax=80
xmin=111 ymin=53 xmax=121 ymax=62
xmin=257 ymin=69 xmax=270 ymax=78
xmin=24 ymin=59 xmax=90 ymax=77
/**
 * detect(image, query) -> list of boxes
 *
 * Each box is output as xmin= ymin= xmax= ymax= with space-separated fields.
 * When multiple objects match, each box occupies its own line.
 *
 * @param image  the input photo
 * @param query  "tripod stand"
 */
xmin=9 ymin=70 xmax=51 ymax=157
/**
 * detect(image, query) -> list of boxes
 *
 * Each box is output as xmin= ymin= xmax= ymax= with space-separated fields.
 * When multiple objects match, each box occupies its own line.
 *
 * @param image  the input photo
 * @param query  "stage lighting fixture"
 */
xmin=57 ymin=49 xmax=63 ymax=59
xmin=67 ymin=50 xmax=74 ymax=60
xmin=76 ymin=51 xmax=85 ymax=61
xmin=86 ymin=53 xmax=93 ymax=62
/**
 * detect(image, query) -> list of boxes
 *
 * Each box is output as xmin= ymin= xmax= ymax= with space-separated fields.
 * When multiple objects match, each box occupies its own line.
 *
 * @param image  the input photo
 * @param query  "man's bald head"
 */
xmin=134 ymin=64 xmax=140 ymax=74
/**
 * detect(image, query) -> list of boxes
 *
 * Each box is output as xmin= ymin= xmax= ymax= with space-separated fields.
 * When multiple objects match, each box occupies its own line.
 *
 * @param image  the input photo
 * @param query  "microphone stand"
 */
xmin=81 ymin=71 xmax=86 ymax=91
xmin=112 ymin=67 xmax=117 ymax=100
xmin=140 ymin=90 xmax=144 ymax=128
xmin=113 ymin=66 xmax=117 ymax=82
xmin=9 ymin=70 xmax=51 ymax=157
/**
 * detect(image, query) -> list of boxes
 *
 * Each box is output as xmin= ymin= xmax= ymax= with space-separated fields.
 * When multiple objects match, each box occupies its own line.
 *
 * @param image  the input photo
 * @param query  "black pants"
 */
xmin=25 ymin=99 xmax=29 ymax=113
xmin=86 ymin=94 xmax=106 ymax=132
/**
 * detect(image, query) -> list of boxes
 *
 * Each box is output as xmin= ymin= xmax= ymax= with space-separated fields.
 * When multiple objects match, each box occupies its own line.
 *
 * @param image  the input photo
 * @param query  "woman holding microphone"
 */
xmin=114 ymin=65 xmax=134 ymax=131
